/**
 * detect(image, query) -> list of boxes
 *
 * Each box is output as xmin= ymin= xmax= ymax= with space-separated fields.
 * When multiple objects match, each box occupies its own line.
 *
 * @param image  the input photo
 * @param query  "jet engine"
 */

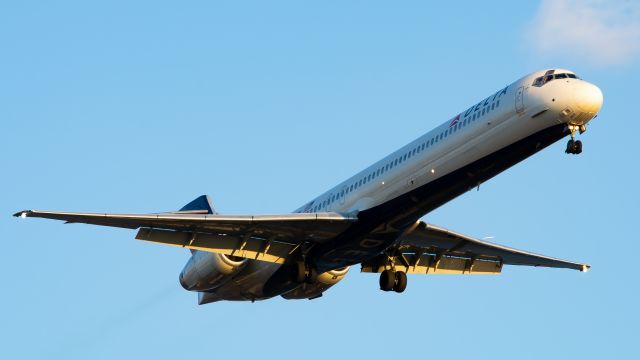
xmin=281 ymin=267 xmax=350 ymax=300
xmin=179 ymin=251 xmax=247 ymax=291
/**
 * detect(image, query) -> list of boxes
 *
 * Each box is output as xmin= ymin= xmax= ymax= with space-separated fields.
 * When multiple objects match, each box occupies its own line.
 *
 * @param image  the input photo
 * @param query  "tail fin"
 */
xmin=179 ymin=195 xmax=218 ymax=215
xmin=178 ymin=195 xmax=217 ymax=254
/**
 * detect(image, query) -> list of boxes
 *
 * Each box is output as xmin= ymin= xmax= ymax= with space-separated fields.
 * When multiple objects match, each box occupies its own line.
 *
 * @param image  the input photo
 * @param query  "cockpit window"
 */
xmin=533 ymin=77 xmax=544 ymax=87
xmin=532 ymin=72 xmax=579 ymax=87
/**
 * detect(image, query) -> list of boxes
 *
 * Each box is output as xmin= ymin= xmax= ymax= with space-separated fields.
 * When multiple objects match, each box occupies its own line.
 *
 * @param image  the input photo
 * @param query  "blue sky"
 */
xmin=2 ymin=1 xmax=638 ymax=359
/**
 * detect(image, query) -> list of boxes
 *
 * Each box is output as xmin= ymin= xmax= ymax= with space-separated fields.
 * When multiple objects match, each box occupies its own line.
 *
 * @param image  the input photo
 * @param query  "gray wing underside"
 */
xmin=14 ymin=210 xmax=357 ymax=264
xmin=361 ymin=221 xmax=589 ymax=274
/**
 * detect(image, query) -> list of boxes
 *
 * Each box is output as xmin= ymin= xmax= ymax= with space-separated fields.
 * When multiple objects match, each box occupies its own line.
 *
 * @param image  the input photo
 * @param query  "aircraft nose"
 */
xmin=575 ymin=82 xmax=603 ymax=114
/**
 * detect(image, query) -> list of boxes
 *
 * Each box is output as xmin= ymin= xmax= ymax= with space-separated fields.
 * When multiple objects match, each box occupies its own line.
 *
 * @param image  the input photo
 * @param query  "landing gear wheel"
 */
xmin=565 ymin=125 xmax=584 ymax=155
xmin=379 ymin=270 xmax=395 ymax=291
xmin=565 ymin=139 xmax=583 ymax=154
xmin=575 ymin=140 xmax=582 ymax=154
xmin=393 ymin=271 xmax=407 ymax=293
xmin=566 ymin=139 xmax=575 ymax=154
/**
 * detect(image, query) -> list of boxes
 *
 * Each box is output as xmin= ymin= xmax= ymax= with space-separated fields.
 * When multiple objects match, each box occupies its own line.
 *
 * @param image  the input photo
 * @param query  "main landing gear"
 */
xmin=566 ymin=124 xmax=586 ymax=155
xmin=293 ymin=261 xmax=318 ymax=284
xmin=379 ymin=269 xmax=407 ymax=293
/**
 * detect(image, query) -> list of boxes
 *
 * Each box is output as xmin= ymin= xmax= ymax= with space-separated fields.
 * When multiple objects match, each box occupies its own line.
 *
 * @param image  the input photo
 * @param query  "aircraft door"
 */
xmin=515 ymin=86 xmax=525 ymax=113
xmin=340 ymin=186 xmax=347 ymax=205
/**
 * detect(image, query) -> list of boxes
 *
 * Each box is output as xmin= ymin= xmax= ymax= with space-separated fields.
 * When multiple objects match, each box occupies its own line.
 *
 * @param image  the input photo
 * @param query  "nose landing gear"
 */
xmin=566 ymin=124 xmax=586 ymax=155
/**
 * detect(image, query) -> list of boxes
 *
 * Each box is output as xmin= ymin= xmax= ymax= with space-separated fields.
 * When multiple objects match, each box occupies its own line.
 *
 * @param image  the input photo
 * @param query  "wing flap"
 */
xmin=362 ymin=221 xmax=589 ymax=274
xmin=135 ymin=227 xmax=295 ymax=264
xmin=361 ymin=253 xmax=502 ymax=274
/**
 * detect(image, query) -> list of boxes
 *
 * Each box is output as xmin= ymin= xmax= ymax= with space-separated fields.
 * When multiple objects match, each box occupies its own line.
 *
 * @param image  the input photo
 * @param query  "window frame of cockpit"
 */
xmin=532 ymin=72 xmax=579 ymax=87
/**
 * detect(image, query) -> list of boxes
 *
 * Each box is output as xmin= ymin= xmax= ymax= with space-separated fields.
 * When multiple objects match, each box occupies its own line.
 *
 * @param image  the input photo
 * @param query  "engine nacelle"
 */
xmin=281 ymin=267 xmax=350 ymax=300
xmin=179 ymin=251 xmax=247 ymax=291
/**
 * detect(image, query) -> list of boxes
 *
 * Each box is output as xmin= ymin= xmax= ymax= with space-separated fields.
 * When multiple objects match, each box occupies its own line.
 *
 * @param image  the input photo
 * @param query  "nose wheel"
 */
xmin=566 ymin=139 xmax=582 ymax=154
xmin=565 ymin=124 xmax=586 ymax=155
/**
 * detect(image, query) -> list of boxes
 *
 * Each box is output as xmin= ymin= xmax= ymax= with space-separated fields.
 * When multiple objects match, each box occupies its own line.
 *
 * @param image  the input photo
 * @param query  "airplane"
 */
xmin=14 ymin=68 xmax=603 ymax=304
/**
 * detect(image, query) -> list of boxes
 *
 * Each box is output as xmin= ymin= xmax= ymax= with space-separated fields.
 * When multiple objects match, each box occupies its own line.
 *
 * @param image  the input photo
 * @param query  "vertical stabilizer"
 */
xmin=178 ymin=195 xmax=217 ymax=254
xmin=179 ymin=195 xmax=218 ymax=215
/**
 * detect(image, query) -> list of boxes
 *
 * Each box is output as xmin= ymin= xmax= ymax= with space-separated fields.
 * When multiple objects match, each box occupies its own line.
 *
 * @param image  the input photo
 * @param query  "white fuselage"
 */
xmin=296 ymin=69 xmax=601 ymax=215
xmin=193 ymin=69 xmax=603 ymax=303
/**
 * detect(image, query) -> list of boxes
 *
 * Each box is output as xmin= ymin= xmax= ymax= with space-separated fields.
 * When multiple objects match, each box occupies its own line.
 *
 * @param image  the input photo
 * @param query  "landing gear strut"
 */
xmin=565 ymin=124 xmax=585 ymax=155
xmin=379 ymin=269 xmax=407 ymax=293
xmin=293 ymin=261 xmax=318 ymax=284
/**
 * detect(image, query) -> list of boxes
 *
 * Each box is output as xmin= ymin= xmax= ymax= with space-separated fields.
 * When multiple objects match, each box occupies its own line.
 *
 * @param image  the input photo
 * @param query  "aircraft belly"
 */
xmin=202 ymin=261 xmax=283 ymax=302
xmin=311 ymin=123 xmax=570 ymax=272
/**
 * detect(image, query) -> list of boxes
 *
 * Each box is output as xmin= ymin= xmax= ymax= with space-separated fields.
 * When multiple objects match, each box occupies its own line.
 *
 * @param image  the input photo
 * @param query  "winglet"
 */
xmin=581 ymin=264 xmax=590 ymax=273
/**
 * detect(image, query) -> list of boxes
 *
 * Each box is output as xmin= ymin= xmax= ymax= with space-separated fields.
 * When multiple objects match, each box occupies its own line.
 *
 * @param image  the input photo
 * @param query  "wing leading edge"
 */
xmin=13 ymin=209 xmax=358 ymax=264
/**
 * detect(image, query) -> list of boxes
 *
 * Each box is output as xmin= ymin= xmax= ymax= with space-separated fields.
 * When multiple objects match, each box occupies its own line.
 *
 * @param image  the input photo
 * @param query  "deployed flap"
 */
xmin=135 ymin=228 xmax=296 ymax=264
xmin=362 ymin=221 xmax=589 ymax=274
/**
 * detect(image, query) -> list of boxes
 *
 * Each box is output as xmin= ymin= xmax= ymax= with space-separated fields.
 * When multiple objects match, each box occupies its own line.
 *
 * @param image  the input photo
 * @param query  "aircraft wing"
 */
xmin=361 ymin=221 xmax=589 ymax=274
xmin=14 ymin=210 xmax=357 ymax=265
